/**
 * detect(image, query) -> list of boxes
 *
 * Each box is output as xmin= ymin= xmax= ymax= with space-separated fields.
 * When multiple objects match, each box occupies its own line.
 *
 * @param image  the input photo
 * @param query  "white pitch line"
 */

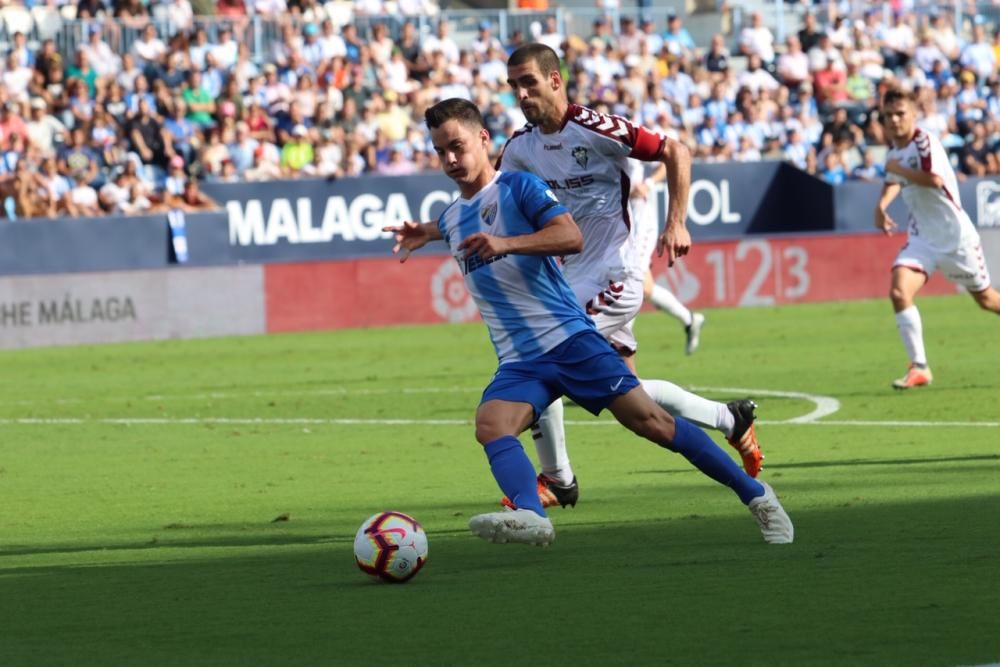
xmin=0 ymin=385 xmax=994 ymax=428
xmin=777 ymin=419 xmax=1000 ymax=428
xmin=688 ymin=386 xmax=842 ymax=424
xmin=0 ymin=417 xmax=997 ymax=428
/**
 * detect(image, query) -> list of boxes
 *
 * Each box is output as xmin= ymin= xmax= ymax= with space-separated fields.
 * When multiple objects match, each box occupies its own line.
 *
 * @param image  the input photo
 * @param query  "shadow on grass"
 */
xmin=0 ymin=495 xmax=998 ymax=667
xmin=631 ymin=452 xmax=1000 ymax=475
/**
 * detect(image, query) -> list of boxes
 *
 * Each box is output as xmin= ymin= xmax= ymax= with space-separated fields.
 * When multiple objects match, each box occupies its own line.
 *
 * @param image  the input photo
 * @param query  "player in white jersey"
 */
xmin=384 ymin=98 xmax=792 ymax=545
xmin=497 ymin=44 xmax=763 ymax=511
xmin=875 ymin=87 xmax=1000 ymax=389
xmin=627 ymin=157 xmax=706 ymax=355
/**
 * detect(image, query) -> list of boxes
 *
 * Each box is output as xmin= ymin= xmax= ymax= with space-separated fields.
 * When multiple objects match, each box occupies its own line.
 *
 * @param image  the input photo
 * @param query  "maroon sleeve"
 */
xmin=568 ymin=105 xmax=666 ymax=160
xmin=628 ymin=126 xmax=667 ymax=161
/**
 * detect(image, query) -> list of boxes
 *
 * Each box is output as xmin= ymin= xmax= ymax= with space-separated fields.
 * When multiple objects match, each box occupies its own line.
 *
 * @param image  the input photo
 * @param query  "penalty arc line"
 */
xmin=1 ymin=386 xmax=997 ymax=428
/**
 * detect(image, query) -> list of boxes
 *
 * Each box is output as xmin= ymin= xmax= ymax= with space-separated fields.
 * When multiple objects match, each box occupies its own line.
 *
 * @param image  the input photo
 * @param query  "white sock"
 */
xmin=895 ymin=305 xmax=927 ymax=366
xmin=532 ymin=398 xmax=574 ymax=485
xmin=642 ymin=379 xmax=734 ymax=436
xmin=648 ymin=284 xmax=693 ymax=327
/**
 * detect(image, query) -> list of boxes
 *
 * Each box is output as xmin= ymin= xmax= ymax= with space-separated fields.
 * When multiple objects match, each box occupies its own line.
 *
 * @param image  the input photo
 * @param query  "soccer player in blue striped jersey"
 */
xmin=384 ymin=98 xmax=793 ymax=546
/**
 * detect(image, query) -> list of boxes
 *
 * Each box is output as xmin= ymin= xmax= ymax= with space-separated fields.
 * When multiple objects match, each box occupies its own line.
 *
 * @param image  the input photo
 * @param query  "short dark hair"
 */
xmin=508 ymin=43 xmax=561 ymax=77
xmin=424 ymin=97 xmax=485 ymax=131
xmin=882 ymin=86 xmax=916 ymax=107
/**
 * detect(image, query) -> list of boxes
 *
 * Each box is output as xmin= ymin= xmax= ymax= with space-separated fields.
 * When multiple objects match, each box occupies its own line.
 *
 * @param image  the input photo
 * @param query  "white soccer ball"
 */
xmin=354 ymin=511 xmax=428 ymax=583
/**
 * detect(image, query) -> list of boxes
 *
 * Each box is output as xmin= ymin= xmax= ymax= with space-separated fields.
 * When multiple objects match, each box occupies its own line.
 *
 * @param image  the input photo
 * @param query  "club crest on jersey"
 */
xmin=572 ymin=146 xmax=589 ymax=168
xmin=480 ymin=201 xmax=498 ymax=226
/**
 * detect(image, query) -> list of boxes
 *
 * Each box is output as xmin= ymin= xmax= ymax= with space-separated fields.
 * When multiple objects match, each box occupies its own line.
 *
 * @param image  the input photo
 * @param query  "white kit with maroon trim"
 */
xmin=885 ymin=128 xmax=979 ymax=253
xmin=499 ymin=103 xmax=667 ymax=304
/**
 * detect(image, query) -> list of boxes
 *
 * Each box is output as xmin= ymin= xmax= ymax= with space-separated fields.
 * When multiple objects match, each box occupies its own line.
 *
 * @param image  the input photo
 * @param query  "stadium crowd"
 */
xmin=0 ymin=0 xmax=998 ymax=218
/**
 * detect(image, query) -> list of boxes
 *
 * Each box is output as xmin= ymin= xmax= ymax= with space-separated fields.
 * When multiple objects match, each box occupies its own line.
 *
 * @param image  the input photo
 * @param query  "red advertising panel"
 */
xmin=264 ymin=233 xmax=959 ymax=332
xmin=265 ymin=254 xmax=480 ymax=332
xmin=649 ymin=234 xmax=956 ymax=309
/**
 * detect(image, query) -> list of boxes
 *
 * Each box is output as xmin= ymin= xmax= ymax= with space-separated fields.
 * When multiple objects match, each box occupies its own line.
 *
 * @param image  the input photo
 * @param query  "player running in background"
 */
xmin=384 ymin=98 xmax=793 ymax=545
xmin=875 ymin=87 xmax=1000 ymax=389
xmin=628 ymin=158 xmax=706 ymax=355
xmin=497 ymin=44 xmax=762 ymax=510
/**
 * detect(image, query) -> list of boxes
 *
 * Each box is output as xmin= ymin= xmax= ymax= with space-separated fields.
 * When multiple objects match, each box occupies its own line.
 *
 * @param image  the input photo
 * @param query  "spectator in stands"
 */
xmin=245 ymin=144 xmax=282 ymax=181
xmin=845 ymin=58 xmax=875 ymax=108
xmin=395 ymin=22 xmax=429 ymax=84
xmin=538 ymin=15 xmax=566 ymax=55
xmin=132 ymin=24 xmax=167 ymax=74
xmin=961 ymin=23 xmax=996 ymax=84
xmin=377 ymin=142 xmax=418 ymax=176
xmin=783 ymin=127 xmax=812 ymax=171
xmin=958 ymin=68 xmax=988 ymax=120
xmin=777 ymin=35 xmax=810 ymax=90
xmin=661 ymin=58 xmax=695 ymax=107
xmin=27 ymin=98 xmax=64 ymax=155
xmin=882 ymin=11 xmax=916 ymax=72
xmin=38 ymin=156 xmax=72 ymax=217
xmin=740 ymin=11 xmax=775 ymax=68
xmin=914 ymin=31 xmax=947 ymax=77
xmin=818 ymin=151 xmax=846 ymax=185
xmin=423 ymin=20 xmax=459 ymax=66
xmin=738 ymin=53 xmax=779 ymax=96
xmin=302 ymin=128 xmax=341 ymax=178
xmin=663 ymin=14 xmax=696 ymax=60
xmin=850 ymin=149 xmax=885 ymax=182
xmin=813 ymin=55 xmax=848 ymax=111
xmin=128 ymin=97 xmax=166 ymax=169
xmin=254 ymin=0 xmax=287 ymax=18
xmin=959 ymin=122 xmax=997 ymax=176
xmin=927 ymin=10 xmax=960 ymax=63
xmin=169 ymin=178 xmax=218 ymax=211
xmin=77 ymin=0 xmax=106 ymax=19
xmin=182 ymin=69 xmax=216 ymax=129
xmin=281 ymin=124 xmax=314 ymax=176
xmin=99 ymin=168 xmax=133 ymax=214
xmin=798 ymin=12 xmax=822 ymax=53
xmin=81 ymin=25 xmax=118 ymax=79
xmin=57 ymin=125 xmax=98 ymax=184
xmin=66 ymin=171 xmax=101 ymax=216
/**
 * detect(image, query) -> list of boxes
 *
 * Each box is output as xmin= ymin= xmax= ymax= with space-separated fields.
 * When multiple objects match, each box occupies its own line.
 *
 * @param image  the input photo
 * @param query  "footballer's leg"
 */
xmin=969 ymin=286 xmax=1000 ymax=314
xmin=472 ymin=369 xmax=555 ymax=546
xmin=643 ymin=272 xmax=705 ymax=355
xmin=608 ymin=387 xmax=792 ymax=544
xmin=595 ymin=285 xmax=764 ymax=477
xmin=890 ymin=265 xmax=932 ymax=389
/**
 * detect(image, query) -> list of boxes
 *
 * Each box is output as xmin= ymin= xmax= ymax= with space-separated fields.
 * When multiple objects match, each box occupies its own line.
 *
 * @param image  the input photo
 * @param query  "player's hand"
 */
xmin=459 ymin=232 xmax=508 ymax=261
xmin=383 ymin=220 xmax=429 ymax=263
xmin=631 ymin=181 xmax=650 ymax=199
xmin=885 ymin=159 xmax=903 ymax=175
xmin=874 ymin=209 xmax=897 ymax=236
xmin=656 ymin=223 xmax=691 ymax=267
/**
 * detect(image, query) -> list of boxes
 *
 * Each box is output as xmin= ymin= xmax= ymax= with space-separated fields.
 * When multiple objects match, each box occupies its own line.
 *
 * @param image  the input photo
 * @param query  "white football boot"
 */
xmin=748 ymin=482 xmax=794 ymax=544
xmin=469 ymin=509 xmax=555 ymax=546
xmin=685 ymin=312 xmax=705 ymax=355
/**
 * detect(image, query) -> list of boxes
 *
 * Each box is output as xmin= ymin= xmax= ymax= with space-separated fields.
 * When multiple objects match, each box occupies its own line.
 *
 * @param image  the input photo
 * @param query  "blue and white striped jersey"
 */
xmin=437 ymin=171 xmax=595 ymax=364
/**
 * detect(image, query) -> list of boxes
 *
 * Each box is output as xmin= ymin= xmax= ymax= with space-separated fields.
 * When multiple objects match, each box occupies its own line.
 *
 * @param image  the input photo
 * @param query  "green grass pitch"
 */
xmin=0 ymin=294 xmax=997 ymax=666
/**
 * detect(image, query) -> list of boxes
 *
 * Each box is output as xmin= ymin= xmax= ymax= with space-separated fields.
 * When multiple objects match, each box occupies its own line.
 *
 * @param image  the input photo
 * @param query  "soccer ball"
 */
xmin=354 ymin=511 xmax=428 ymax=583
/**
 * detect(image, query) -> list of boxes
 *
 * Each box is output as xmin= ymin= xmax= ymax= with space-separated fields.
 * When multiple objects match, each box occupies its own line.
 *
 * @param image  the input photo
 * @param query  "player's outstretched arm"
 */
xmin=382 ymin=220 xmax=443 ymax=263
xmin=656 ymin=138 xmax=692 ymax=266
xmin=874 ymin=181 xmax=901 ymax=236
xmin=460 ymin=213 xmax=583 ymax=261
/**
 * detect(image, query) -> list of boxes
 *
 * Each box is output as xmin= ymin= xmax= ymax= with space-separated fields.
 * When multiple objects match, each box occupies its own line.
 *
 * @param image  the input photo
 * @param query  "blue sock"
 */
xmin=666 ymin=417 xmax=765 ymax=505
xmin=483 ymin=435 xmax=547 ymax=517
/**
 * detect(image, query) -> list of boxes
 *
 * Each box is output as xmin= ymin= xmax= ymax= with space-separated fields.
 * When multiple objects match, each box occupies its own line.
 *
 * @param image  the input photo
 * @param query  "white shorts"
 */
xmin=583 ymin=276 xmax=644 ymax=354
xmin=631 ymin=195 xmax=659 ymax=271
xmin=893 ymin=235 xmax=992 ymax=293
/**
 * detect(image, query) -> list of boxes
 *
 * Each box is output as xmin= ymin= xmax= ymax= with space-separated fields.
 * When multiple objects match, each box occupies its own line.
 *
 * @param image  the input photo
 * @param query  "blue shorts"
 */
xmin=481 ymin=330 xmax=640 ymax=420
